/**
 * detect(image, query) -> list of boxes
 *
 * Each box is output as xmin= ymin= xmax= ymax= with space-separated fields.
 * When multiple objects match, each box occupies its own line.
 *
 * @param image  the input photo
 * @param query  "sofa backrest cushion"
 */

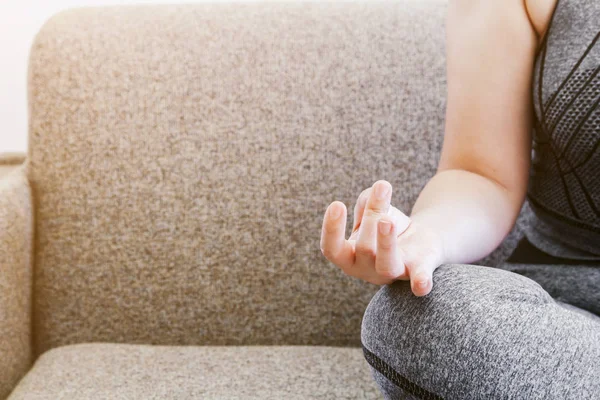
xmin=27 ymin=1 xmax=522 ymax=354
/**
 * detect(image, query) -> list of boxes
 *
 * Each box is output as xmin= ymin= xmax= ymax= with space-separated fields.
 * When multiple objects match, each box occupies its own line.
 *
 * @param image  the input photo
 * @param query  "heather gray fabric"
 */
xmin=361 ymin=263 xmax=600 ymax=399
xmin=527 ymin=0 xmax=600 ymax=259
xmin=7 ymin=344 xmax=379 ymax=399
xmin=501 ymin=261 xmax=600 ymax=316
xmin=27 ymin=1 xmax=526 ymax=355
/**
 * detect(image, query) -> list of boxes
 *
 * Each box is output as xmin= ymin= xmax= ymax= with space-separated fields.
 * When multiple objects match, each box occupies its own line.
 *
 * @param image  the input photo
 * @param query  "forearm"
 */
xmin=413 ymin=0 xmax=536 ymax=267
xmin=410 ymin=169 xmax=523 ymax=265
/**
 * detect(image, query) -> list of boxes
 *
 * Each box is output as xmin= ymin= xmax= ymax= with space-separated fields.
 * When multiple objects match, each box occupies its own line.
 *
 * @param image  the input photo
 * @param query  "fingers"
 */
xmin=355 ymin=180 xmax=392 ymax=266
xmin=320 ymin=201 xmax=355 ymax=270
xmin=375 ymin=217 xmax=405 ymax=279
xmin=324 ymin=182 xmax=430 ymax=289
xmin=364 ymin=180 xmax=392 ymax=215
xmin=352 ymin=185 xmax=410 ymax=241
xmin=352 ymin=188 xmax=371 ymax=232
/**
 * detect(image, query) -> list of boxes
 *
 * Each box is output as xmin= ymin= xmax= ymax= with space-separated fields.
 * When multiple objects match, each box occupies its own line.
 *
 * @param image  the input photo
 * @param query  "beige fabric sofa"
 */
xmin=1 ymin=2 xmax=525 ymax=398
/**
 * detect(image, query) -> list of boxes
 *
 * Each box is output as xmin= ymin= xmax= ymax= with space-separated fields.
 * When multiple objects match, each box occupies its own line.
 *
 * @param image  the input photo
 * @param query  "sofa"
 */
xmin=1 ymin=2 xmax=526 ymax=398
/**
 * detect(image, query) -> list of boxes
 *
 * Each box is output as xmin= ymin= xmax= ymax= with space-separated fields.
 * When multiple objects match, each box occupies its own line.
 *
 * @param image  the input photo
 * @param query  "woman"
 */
xmin=320 ymin=0 xmax=599 ymax=398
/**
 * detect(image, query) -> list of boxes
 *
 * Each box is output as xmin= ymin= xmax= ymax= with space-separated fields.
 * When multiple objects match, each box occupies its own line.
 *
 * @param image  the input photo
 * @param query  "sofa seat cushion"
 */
xmin=8 ymin=343 xmax=380 ymax=399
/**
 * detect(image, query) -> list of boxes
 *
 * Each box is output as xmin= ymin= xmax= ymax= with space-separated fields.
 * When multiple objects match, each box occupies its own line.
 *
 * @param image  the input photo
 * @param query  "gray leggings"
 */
xmin=361 ymin=263 xmax=600 ymax=399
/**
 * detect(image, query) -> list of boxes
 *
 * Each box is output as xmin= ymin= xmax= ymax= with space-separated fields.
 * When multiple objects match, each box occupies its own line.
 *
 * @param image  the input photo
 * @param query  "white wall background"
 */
xmin=0 ymin=0 xmax=257 ymax=153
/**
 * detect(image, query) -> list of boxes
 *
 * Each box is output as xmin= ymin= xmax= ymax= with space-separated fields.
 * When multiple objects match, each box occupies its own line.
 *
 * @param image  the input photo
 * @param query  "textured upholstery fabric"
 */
xmin=8 ymin=343 xmax=379 ymax=399
xmin=0 ymin=163 xmax=33 ymax=399
xmin=27 ymin=1 xmax=525 ymax=355
xmin=0 ymin=154 xmax=26 ymax=178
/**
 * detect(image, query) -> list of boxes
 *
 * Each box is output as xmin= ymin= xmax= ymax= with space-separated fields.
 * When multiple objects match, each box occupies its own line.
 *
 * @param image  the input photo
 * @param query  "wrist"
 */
xmin=407 ymin=211 xmax=448 ymax=267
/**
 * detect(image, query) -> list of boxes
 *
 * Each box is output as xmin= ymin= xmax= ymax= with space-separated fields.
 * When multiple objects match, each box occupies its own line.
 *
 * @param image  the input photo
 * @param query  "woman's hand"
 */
xmin=320 ymin=180 xmax=445 ymax=296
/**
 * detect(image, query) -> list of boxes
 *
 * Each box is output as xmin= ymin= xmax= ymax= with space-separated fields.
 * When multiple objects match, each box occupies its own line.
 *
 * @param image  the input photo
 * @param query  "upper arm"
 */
xmin=438 ymin=0 xmax=540 ymax=213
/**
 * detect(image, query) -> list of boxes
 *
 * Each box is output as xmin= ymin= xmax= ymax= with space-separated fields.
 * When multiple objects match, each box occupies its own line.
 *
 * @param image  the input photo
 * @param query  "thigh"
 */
xmin=500 ymin=262 xmax=600 ymax=317
xmin=555 ymin=299 xmax=600 ymax=322
xmin=361 ymin=264 xmax=600 ymax=400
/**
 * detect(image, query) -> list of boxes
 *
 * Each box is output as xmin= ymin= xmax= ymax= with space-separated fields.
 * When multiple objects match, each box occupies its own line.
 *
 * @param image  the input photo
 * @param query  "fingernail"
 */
xmin=378 ymin=220 xmax=392 ymax=235
xmin=416 ymin=279 xmax=428 ymax=288
xmin=374 ymin=183 xmax=390 ymax=200
xmin=329 ymin=205 xmax=342 ymax=220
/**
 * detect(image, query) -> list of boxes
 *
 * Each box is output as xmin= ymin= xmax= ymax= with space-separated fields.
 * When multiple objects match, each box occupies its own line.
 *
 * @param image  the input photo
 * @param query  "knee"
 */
xmin=360 ymin=264 xmax=555 ymax=398
xmin=361 ymin=263 xmax=552 ymax=354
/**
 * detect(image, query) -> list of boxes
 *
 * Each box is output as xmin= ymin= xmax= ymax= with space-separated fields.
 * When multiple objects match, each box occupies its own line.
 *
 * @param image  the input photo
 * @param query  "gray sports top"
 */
xmin=528 ymin=0 xmax=600 ymax=259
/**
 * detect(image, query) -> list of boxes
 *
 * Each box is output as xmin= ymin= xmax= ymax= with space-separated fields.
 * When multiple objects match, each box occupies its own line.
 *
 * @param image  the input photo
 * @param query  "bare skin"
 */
xmin=320 ymin=0 xmax=558 ymax=296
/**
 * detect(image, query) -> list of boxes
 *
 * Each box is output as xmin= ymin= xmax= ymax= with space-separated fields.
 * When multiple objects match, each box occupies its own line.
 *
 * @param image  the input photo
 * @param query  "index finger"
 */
xmin=320 ymin=201 xmax=355 ymax=270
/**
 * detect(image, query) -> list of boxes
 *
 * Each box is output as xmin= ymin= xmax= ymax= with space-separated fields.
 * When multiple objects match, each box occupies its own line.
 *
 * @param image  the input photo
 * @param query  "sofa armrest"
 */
xmin=0 ymin=154 xmax=33 ymax=399
xmin=0 ymin=153 xmax=26 ymax=179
